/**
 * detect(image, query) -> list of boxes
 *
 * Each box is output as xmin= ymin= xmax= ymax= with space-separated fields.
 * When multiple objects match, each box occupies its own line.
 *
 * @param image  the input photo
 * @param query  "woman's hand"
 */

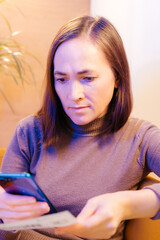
xmin=55 ymin=189 xmax=159 ymax=239
xmin=0 ymin=186 xmax=50 ymax=223
xmin=55 ymin=192 xmax=127 ymax=239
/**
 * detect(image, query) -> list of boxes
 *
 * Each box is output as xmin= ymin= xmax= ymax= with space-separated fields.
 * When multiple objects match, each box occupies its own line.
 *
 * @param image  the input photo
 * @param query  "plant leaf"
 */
xmin=0 ymin=64 xmax=18 ymax=84
xmin=11 ymin=53 xmax=24 ymax=84
xmin=0 ymin=87 xmax=15 ymax=113
xmin=0 ymin=13 xmax=12 ymax=33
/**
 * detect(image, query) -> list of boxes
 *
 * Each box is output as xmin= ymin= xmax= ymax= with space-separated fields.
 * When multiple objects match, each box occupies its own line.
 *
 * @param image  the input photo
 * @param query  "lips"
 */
xmin=69 ymin=106 xmax=88 ymax=109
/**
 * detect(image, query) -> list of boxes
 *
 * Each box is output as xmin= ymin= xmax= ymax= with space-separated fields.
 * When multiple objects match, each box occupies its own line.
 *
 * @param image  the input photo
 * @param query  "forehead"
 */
xmin=53 ymin=37 xmax=108 ymax=68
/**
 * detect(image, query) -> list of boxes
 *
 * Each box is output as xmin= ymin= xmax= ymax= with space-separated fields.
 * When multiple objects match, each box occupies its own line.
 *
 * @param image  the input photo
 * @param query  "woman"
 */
xmin=0 ymin=16 xmax=160 ymax=240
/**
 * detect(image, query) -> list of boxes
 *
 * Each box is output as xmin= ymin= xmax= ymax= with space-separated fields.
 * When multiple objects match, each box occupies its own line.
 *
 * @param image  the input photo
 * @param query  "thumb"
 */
xmin=77 ymin=199 xmax=97 ymax=223
xmin=0 ymin=186 xmax=5 ymax=194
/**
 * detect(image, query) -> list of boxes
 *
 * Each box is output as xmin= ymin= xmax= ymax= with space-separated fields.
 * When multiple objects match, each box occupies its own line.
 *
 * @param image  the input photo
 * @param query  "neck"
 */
xmin=66 ymin=116 xmax=108 ymax=136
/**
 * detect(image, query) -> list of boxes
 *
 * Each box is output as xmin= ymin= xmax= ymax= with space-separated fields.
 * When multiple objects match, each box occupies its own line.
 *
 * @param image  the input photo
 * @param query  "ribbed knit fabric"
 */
xmin=0 ymin=230 xmax=59 ymax=240
xmin=1 ymin=115 xmax=160 ymax=240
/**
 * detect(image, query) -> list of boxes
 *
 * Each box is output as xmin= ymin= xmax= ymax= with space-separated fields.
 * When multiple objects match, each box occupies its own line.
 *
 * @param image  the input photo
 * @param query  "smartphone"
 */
xmin=0 ymin=172 xmax=56 ymax=214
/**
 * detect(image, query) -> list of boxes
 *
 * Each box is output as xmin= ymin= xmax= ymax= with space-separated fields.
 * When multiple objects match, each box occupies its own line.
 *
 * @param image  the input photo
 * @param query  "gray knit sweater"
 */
xmin=1 ymin=115 xmax=160 ymax=240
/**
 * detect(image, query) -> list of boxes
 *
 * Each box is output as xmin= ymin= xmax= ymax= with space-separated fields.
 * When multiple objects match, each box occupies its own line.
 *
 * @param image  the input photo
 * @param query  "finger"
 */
xmin=12 ymin=201 xmax=50 ymax=213
xmin=0 ymin=192 xmax=36 ymax=206
xmin=81 ymin=213 xmax=106 ymax=228
xmin=79 ymin=206 xmax=110 ymax=228
xmin=2 ymin=218 xmax=13 ymax=224
xmin=0 ymin=201 xmax=49 ymax=213
xmin=0 ymin=186 xmax=5 ymax=194
xmin=77 ymin=199 xmax=97 ymax=222
xmin=0 ymin=202 xmax=50 ymax=221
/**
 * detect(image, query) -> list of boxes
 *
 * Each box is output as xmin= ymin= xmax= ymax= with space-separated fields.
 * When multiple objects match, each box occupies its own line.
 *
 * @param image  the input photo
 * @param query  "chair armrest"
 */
xmin=0 ymin=148 xmax=6 ymax=167
xmin=125 ymin=217 xmax=160 ymax=240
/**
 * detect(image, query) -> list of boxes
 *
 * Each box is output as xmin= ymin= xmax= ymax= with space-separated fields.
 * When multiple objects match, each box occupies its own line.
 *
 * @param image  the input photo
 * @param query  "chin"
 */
xmin=71 ymin=117 xmax=94 ymax=126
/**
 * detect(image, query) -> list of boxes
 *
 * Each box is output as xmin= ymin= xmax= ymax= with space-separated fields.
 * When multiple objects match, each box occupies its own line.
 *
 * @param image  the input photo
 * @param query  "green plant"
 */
xmin=0 ymin=0 xmax=39 ymax=112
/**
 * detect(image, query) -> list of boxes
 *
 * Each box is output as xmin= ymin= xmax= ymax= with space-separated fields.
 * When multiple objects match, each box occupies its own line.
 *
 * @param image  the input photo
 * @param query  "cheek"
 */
xmin=96 ymin=84 xmax=115 ymax=107
xmin=55 ymin=86 xmax=65 ymax=105
xmin=55 ymin=85 xmax=63 ymax=98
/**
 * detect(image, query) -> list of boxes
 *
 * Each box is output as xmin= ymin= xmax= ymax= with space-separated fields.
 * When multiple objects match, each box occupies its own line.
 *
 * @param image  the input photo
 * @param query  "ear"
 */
xmin=114 ymin=78 xmax=119 ymax=89
xmin=113 ymin=69 xmax=119 ymax=89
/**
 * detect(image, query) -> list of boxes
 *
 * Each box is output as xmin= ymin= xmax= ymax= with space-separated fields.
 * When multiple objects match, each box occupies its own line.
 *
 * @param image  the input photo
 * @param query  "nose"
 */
xmin=68 ymin=81 xmax=85 ymax=102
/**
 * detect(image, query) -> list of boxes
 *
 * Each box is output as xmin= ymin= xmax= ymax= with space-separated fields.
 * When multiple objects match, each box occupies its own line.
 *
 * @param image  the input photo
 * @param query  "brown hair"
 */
xmin=37 ymin=16 xmax=132 ymax=146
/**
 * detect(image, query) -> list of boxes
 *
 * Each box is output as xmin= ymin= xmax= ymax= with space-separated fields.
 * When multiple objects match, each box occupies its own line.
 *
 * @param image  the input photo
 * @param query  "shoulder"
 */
xmin=120 ymin=117 xmax=160 ymax=140
xmin=16 ymin=115 xmax=43 ymax=141
xmin=18 ymin=114 xmax=41 ymax=129
xmin=127 ymin=117 xmax=159 ymax=131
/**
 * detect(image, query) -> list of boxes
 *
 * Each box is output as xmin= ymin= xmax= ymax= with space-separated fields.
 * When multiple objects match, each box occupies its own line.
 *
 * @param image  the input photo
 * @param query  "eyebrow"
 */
xmin=54 ymin=71 xmax=67 ymax=76
xmin=54 ymin=70 xmax=94 ymax=75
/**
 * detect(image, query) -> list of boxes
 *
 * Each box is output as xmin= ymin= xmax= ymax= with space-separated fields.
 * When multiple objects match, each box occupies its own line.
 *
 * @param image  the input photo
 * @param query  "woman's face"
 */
xmin=54 ymin=37 xmax=117 ymax=125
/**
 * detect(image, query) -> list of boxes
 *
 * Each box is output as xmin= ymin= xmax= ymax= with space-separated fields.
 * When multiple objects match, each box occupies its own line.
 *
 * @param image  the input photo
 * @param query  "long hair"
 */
xmin=37 ymin=16 xmax=132 ymax=146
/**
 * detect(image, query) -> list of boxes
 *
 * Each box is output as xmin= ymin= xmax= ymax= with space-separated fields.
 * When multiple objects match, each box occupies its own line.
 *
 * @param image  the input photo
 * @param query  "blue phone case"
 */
xmin=0 ymin=172 xmax=56 ymax=214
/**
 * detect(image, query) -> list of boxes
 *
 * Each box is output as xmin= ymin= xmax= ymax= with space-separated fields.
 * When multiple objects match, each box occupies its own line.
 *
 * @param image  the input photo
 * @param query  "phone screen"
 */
xmin=0 ymin=172 xmax=56 ymax=214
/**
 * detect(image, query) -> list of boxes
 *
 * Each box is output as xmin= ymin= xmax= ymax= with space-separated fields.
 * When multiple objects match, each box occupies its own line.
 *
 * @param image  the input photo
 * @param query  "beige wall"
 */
xmin=0 ymin=0 xmax=90 ymax=148
xmin=91 ymin=0 xmax=160 ymax=128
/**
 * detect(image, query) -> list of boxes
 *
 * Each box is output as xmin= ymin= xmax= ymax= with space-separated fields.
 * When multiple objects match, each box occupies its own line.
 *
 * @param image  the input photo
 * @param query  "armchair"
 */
xmin=0 ymin=148 xmax=6 ymax=167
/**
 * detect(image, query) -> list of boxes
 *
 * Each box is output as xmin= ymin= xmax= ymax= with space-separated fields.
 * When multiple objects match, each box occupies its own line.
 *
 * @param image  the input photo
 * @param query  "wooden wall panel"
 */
xmin=0 ymin=0 xmax=90 ymax=147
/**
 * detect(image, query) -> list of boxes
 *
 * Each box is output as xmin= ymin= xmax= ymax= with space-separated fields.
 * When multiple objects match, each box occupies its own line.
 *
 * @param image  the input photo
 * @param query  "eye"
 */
xmin=55 ymin=77 xmax=66 ymax=83
xmin=83 ymin=76 xmax=96 ymax=82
